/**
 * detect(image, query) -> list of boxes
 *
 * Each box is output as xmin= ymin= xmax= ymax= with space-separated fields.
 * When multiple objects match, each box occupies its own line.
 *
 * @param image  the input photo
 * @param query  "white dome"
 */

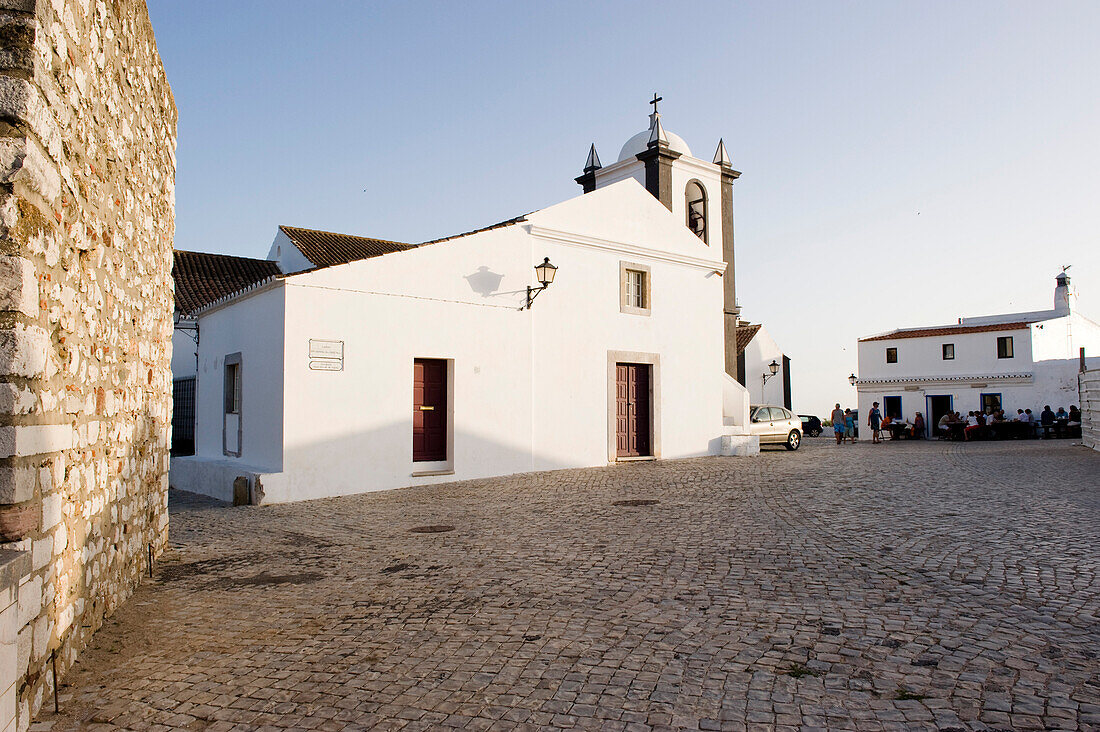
xmin=617 ymin=128 xmax=692 ymax=162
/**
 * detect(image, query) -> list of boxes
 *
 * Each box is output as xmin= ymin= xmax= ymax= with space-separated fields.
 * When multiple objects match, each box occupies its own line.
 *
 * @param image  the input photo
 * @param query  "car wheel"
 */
xmin=810 ymin=428 xmax=821 ymax=437
xmin=785 ymin=430 xmax=801 ymax=451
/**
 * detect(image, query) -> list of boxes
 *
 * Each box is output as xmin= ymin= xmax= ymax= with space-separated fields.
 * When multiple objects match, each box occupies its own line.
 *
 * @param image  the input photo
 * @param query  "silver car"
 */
xmin=749 ymin=405 xmax=802 ymax=450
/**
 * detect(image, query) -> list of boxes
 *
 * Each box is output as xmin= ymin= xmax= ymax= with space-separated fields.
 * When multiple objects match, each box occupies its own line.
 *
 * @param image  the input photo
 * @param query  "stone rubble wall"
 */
xmin=1081 ymin=368 xmax=1099 ymax=451
xmin=0 ymin=0 xmax=176 ymax=728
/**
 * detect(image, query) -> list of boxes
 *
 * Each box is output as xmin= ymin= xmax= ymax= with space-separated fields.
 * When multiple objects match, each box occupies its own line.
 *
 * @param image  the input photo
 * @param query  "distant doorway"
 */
xmin=615 ymin=363 xmax=651 ymax=457
xmin=926 ymin=394 xmax=953 ymax=438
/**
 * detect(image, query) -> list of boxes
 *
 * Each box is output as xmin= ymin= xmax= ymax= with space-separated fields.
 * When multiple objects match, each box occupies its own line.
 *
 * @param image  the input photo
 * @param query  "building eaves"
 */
xmin=173 ymin=250 xmax=282 ymax=316
xmin=279 ymin=225 xmax=411 ymax=270
xmin=856 ymin=373 xmax=1032 ymax=385
xmin=859 ymin=321 xmax=1032 ymax=343
xmin=415 ymin=215 xmax=529 ymax=247
xmin=735 ymin=323 xmax=762 ymax=355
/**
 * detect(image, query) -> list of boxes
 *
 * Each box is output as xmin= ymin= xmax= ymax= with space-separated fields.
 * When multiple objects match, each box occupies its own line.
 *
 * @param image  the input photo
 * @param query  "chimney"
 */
xmin=1055 ymin=270 xmax=1075 ymax=314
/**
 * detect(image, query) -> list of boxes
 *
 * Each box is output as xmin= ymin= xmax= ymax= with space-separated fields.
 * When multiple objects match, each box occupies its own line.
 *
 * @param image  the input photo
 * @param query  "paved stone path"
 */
xmin=36 ymin=440 xmax=1100 ymax=730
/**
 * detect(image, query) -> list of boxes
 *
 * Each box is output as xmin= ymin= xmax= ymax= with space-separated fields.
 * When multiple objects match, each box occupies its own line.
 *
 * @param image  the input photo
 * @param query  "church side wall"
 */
xmin=258 ymin=182 xmax=728 ymax=502
xmin=0 ymin=1 xmax=176 ymax=727
xmin=271 ymin=229 xmax=536 ymax=502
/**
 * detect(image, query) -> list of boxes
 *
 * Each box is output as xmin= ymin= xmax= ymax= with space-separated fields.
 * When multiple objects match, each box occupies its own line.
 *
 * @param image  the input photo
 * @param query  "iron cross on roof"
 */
xmin=649 ymin=93 xmax=662 ymax=114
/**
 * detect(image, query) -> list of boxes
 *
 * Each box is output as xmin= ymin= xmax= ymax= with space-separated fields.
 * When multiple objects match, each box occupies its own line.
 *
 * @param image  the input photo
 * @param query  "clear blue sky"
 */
xmin=148 ymin=0 xmax=1100 ymax=418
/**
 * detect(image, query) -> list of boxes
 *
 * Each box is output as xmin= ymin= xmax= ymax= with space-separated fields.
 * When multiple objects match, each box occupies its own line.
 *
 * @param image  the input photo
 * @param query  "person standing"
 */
xmin=868 ymin=402 xmax=883 ymax=443
xmin=831 ymin=403 xmax=846 ymax=444
xmin=845 ymin=409 xmax=857 ymax=443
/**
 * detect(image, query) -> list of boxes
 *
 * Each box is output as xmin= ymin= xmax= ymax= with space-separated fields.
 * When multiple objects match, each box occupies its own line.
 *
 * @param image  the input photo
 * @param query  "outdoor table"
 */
xmin=887 ymin=422 xmax=910 ymax=440
xmin=945 ymin=423 xmax=965 ymax=440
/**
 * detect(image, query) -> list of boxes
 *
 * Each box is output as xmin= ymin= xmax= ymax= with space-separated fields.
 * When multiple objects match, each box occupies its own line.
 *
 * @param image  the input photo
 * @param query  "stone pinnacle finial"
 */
xmin=648 ymin=116 xmax=669 ymax=146
xmin=583 ymin=143 xmax=602 ymax=173
xmin=713 ymin=138 xmax=731 ymax=166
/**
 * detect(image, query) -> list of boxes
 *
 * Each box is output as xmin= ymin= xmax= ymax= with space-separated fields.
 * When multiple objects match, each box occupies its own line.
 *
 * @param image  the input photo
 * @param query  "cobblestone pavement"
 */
xmin=38 ymin=440 xmax=1100 ymax=731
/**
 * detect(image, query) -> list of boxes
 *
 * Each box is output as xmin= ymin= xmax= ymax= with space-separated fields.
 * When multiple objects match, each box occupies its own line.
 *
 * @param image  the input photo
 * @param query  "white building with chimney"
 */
xmin=854 ymin=272 xmax=1100 ymax=435
xmin=169 ymin=102 xmax=761 ymax=504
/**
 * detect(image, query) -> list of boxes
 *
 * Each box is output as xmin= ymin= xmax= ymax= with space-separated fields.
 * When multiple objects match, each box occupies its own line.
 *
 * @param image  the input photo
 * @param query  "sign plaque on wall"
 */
xmin=309 ymin=339 xmax=344 ymax=371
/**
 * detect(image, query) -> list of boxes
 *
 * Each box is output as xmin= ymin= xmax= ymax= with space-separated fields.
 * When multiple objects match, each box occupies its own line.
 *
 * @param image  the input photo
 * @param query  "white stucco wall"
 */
xmin=742 ymin=326 xmax=787 ymax=407
xmin=593 ymin=153 xmax=726 ymax=254
xmin=171 ymin=323 xmax=197 ymax=378
xmin=1032 ymin=312 xmax=1100 ymax=362
xmin=858 ymin=326 xmax=1035 ymax=382
xmin=170 ymin=286 xmax=286 ymax=500
xmin=174 ymin=180 xmax=737 ymax=503
xmin=265 ymin=229 xmax=314 ymax=275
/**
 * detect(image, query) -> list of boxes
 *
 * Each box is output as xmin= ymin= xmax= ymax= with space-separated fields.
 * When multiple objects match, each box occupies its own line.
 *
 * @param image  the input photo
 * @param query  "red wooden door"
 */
xmin=616 ymin=363 xmax=651 ymax=457
xmin=413 ymin=359 xmax=447 ymax=462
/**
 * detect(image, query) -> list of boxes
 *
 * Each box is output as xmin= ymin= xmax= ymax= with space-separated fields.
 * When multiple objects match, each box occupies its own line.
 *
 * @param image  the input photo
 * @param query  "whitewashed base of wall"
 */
xmin=719 ymin=434 xmax=760 ymax=456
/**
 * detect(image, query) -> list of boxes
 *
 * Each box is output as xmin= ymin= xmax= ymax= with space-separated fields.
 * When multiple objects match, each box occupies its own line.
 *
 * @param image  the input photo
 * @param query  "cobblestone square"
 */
xmin=41 ymin=440 xmax=1100 ymax=731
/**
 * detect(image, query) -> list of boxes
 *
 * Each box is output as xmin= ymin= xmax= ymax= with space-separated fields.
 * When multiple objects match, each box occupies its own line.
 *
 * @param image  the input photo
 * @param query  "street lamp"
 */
xmin=848 ymin=373 xmax=857 ymax=386
xmin=526 ymin=257 xmax=558 ymax=309
xmin=761 ymin=359 xmax=779 ymax=400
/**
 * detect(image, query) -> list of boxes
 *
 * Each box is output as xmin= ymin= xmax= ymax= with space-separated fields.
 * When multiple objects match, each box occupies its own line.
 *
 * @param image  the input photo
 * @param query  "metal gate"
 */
xmin=172 ymin=377 xmax=195 ymax=456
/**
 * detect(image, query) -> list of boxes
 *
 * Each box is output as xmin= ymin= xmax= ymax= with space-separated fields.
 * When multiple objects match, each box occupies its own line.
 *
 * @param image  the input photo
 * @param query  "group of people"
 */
xmin=866 ymin=402 xmax=925 ymax=443
xmin=937 ymin=405 xmax=1082 ymax=441
xmin=829 ymin=402 xmax=1083 ymax=443
xmin=828 ymin=403 xmax=927 ymax=444
xmin=830 ymin=404 xmax=857 ymax=443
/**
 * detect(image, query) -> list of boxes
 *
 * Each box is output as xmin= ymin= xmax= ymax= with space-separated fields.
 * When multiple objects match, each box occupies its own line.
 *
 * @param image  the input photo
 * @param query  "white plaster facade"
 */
xmin=855 ymin=275 xmax=1100 ymax=434
xmin=171 ymin=180 xmax=753 ymax=503
xmin=740 ymin=324 xmax=790 ymax=408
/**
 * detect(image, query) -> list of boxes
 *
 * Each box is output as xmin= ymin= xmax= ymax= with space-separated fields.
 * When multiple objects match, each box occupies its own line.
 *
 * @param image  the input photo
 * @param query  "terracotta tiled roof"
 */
xmin=279 ymin=225 xmax=410 ymax=269
xmin=735 ymin=323 xmax=762 ymax=354
xmin=859 ymin=321 xmax=1032 ymax=342
xmin=173 ymin=251 xmax=281 ymax=316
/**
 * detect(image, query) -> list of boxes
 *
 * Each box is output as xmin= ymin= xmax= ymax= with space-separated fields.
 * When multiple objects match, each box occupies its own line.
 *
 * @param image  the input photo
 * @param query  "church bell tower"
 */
xmin=575 ymin=96 xmax=743 ymax=378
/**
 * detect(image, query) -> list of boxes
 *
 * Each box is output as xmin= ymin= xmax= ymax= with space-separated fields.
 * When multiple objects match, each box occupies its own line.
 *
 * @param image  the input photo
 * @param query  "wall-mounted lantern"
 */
xmin=761 ymin=359 xmax=779 ymax=400
xmin=848 ymin=373 xmax=858 ymax=386
xmin=526 ymin=257 xmax=558 ymax=310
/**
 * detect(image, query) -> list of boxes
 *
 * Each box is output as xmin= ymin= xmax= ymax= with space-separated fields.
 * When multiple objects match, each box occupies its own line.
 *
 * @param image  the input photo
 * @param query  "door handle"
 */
xmin=419 ymin=406 xmax=434 ymax=411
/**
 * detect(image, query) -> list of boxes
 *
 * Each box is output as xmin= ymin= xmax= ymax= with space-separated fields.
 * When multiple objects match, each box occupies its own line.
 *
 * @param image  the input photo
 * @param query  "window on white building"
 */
xmin=886 ymin=347 xmax=898 ymax=363
xmin=225 ymin=362 xmax=241 ymax=414
xmin=619 ymin=262 xmax=651 ymax=315
xmin=997 ymin=336 xmax=1013 ymax=359
xmin=942 ymin=343 xmax=954 ymax=360
xmin=626 ymin=270 xmax=645 ymax=308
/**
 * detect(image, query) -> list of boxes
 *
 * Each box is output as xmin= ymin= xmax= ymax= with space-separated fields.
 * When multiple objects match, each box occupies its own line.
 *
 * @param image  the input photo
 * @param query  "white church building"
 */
xmin=170 ymin=103 xmax=758 ymax=504
xmin=854 ymin=272 xmax=1100 ymax=435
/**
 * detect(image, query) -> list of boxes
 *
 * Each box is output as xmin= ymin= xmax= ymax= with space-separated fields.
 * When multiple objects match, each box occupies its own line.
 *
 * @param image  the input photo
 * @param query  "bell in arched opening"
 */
xmin=685 ymin=180 xmax=707 ymax=243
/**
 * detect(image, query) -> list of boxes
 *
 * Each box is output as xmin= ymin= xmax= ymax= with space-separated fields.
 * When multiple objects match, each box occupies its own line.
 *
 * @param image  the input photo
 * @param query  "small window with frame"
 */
xmin=619 ymin=262 xmax=651 ymax=315
xmin=225 ymin=361 xmax=241 ymax=414
xmin=997 ymin=336 xmax=1014 ymax=359
xmin=886 ymin=347 xmax=898 ymax=364
xmin=942 ymin=343 xmax=954 ymax=360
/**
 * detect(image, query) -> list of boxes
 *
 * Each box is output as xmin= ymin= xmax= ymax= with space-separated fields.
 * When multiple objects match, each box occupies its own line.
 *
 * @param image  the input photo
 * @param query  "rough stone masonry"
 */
xmin=0 ymin=0 xmax=175 ymax=729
